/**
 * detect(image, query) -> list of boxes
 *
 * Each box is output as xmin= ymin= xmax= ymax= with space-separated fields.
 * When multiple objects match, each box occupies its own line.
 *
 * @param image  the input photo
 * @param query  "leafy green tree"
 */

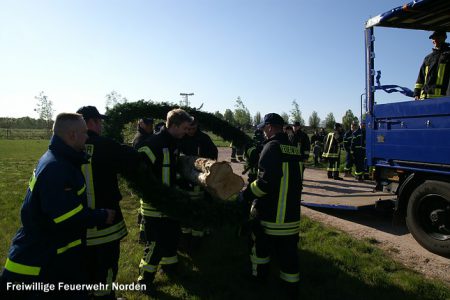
xmin=214 ymin=111 xmax=224 ymax=120
xmin=233 ymin=97 xmax=252 ymax=129
xmin=290 ymin=100 xmax=305 ymax=125
xmin=34 ymin=91 xmax=54 ymax=132
xmin=105 ymin=90 xmax=128 ymax=109
xmin=223 ymin=109 xmax=235 ymax=125
xmin=253 ymin=112 xmax=261 ymax=126
xmin=308 ymin=111 xmax=321 ymax=130
xmin=342 ymin=109 xmax=359 ymax=131
xmin=324 ymin=112 xmax=336 ymax=131
xmin=281 ymin=112 xmax=290 ymax=124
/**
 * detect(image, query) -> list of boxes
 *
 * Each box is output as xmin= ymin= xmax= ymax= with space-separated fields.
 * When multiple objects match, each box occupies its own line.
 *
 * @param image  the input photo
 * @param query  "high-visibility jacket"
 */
xmin=82 ymin=130 xmax=141 ymax=246
xmin=244 ymin=141 xmax=263 ymax=182
xmin=132 ymin=127 xmax=153 ymax=149
xmin=4 ymin=135 xmax=107 ymax=277
xmin=350 ymin=128 xmax=365 ymax=155
xmin=244 ymin=132 xmax=302 ymax=236
xmin=343 ymin=130 xmax=353 ymax=152
xmin=322 ymin=132 xmax=342 ymax=158
xmin=292 ymin=130 xmax=310 ymax=161
xmin=414 ymin=43 xmax=450 ymax=99
xmin=138 ymin=127 xmax=179 ymax=217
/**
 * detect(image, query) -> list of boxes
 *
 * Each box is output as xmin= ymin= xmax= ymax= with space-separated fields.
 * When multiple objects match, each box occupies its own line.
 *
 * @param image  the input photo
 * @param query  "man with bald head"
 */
xmin=1 ymin=113 xmax=114 ymax=299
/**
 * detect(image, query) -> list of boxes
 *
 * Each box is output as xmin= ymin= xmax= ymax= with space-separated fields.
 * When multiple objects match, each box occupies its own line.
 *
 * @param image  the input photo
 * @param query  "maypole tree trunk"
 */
xmin=178 ymin=156 xmax=244 ymax=200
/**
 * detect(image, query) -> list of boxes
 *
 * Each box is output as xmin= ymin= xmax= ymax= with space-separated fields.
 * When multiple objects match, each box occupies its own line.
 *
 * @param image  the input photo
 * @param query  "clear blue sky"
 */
xmin=0 ymin=0 xmax=434 ymax=123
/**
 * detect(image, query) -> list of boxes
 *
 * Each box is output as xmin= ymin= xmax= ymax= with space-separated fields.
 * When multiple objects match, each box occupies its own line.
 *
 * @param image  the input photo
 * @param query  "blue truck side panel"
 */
xmin=366 ymin=97 xmax=450 ymax=174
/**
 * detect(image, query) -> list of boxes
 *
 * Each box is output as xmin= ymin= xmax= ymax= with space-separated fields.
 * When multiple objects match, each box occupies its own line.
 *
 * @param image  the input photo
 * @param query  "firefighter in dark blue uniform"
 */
xmin=1 ymin=113 xmax=114 ymax=299
xmin=137 ymin=109 xmax=193 ymax=294
xmin=243 ymin=129 xmax=265 ymax=183
xmin=179 ymin=118 xmax=218 ymax=160
xmin=132 ymin=117 xmax=154 ymax=149
xmin=342 ymin=125 xmax=354 ymax=177
xmin=351 ymin=122 xmax=366 ymax=182
xmin=414 ymin=30 xmax=450 ymax=100
xmin=323 ymin=123 xmax=344 ymax=180
xmin=77 ymin=106 xmax=142 ymax=299
xmin=241 ymin=113 xmax=301 ymax=299
xmin=178 ymin=118 xmax=218 ymax=249
xmin=132 ymin=117 xmax=154 ymax=244
xmin=292 ymin=121 xmax=310 ymax=161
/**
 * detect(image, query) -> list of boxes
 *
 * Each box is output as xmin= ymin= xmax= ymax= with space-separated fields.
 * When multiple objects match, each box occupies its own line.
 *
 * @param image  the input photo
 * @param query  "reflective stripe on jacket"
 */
xmin=248 ymin=132 xmax=302 ymax=236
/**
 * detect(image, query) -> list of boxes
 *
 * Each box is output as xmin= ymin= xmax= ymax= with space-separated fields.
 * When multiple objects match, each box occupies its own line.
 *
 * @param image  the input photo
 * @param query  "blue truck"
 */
xmin=365 ymin=0 xmax=450 ymax=257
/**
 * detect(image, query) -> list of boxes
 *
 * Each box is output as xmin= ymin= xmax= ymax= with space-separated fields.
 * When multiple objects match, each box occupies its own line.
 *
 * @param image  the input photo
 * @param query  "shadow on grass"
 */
xmin=149 ymin=226 xmax=445 ymax=300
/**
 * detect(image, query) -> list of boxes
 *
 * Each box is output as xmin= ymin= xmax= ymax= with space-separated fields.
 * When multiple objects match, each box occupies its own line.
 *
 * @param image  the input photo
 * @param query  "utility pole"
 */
xmin=179 ymin=93 xmax=194 ymax=107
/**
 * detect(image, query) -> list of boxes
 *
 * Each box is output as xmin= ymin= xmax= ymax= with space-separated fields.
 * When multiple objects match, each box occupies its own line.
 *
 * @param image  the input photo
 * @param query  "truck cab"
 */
xmin=365 ymin=0 xmax=450 ymax=257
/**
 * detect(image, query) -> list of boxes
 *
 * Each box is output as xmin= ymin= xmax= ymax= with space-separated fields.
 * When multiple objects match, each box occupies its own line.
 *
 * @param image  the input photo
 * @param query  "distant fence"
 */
xmin=0 ymin=128 xmax=51 ymax=140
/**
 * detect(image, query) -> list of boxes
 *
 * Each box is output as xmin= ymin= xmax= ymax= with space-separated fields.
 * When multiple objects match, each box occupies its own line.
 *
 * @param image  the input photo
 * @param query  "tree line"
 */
xmin=1 ymin=91 xmax=361 ymax=133
xmin=213 ymin=98 xmax=360 ymax=133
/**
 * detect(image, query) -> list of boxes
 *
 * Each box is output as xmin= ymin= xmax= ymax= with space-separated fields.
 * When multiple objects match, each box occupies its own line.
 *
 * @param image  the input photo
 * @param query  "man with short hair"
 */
xmin=132 ymin=117 xmax=155 ymax=244
xmin=323 ymin=123 xmax=344 ymax=180
xmin=241 ymin=113 xmax=301 ymax=299
xmin=342 ymin=123 xmax=357 ymax=177
xmin=179 ymin=118 xmax=218 ymax=160
xmin=414 ymin=30 xmax=450 ymax=100
xmin=77 ymin=105 xmax=142 ymax=299
xmin=351 ymin=122 xmax=366 ymax=182
xmin=133 ymin=117 xmax=154 ymax=149
xmin=178 ymin=117 xmax=218 ymax=250
xmin=137 ymin=108 xmax=193 ymax=294
xmin=292 ymin=121 xmax=310 ymax=162
xmin=1 ymin=113 xmax=114 ymax=299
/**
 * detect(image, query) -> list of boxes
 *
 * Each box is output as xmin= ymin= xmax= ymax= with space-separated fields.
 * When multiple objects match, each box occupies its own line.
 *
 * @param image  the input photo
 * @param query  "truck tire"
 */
xmin=406 ymin=180 xmax=450 ymax=257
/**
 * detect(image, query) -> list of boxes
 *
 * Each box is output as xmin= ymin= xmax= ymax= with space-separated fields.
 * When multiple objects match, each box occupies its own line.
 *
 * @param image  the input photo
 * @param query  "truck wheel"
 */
xmin=406 ymin=180 xmax=450 ymax=257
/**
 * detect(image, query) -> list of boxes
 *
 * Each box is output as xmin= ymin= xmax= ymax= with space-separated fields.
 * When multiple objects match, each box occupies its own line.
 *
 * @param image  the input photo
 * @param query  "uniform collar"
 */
xmin=49 ymin=135 xmax=89 ymax=166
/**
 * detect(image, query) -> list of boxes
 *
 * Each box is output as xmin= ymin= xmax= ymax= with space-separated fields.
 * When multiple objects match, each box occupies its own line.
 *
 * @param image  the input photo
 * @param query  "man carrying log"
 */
xmin=178 ymin=118 xmax=218 ymax=251
xmin=136 ymin=108 xmax=193 ymax=295
xmin=241 ymin=113 xmax=301 ymax=299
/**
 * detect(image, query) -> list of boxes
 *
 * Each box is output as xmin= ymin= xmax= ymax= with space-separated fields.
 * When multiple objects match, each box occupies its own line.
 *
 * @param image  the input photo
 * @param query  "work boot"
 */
xmin=327 ymin=171 xmax=333 ymax=179
xmin=231 ymin=158 xmax=238 ymax=163
xmin=334 ymin=176 xmax=344 ymax=180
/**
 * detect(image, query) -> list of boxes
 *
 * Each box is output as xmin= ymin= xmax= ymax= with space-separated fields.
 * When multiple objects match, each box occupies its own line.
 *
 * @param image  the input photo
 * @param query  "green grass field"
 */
xmin=1 ymin=139 xmax=449 ymax=300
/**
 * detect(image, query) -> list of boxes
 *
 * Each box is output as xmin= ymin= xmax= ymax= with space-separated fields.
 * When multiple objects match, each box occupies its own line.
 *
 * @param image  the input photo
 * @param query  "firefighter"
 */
xmin=343 ymin=124 xmax=356 ymax=177
xmin=132 ymin=117 xmax=155 ymax=245
xmin=77 ymin=106 xmax=142 ymax=299
xmin=132 ymin=117 xmax=154 ymax=148
xmin=179 ymin=118 xmax=218 ymax=160
xmin=351 ymin=122 xmax=366 ymax=182
xmin=178 ymin=117 xmax=218 ymax=251
xmin=244 ymin=129 xmax=265 ymax=183
xmin=414 ymin=30 xmax=450 ymax=100
xmin=230 ymin=127 xmax=245 ymax=162
xmin=137 ymin=108 xmax=193 ymax=295
xmin=292 ymin=121 xmax=311 ymax=162
xmin=241 ymin=113 xmax=301 ymax=299
xmin=1 ymin=113 xmax=114 ymax=299
xmin=323 ymin=123 xmax=344 ymax=180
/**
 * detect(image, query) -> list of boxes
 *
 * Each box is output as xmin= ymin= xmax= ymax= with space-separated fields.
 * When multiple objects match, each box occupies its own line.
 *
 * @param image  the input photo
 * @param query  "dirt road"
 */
xmin=218 ymin=147 xmax=450 ymax=285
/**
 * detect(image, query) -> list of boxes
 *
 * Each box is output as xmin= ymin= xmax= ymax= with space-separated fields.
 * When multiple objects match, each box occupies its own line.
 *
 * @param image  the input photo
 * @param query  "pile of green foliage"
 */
xmin=104 ymin=100 xmax=251 ymax=147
